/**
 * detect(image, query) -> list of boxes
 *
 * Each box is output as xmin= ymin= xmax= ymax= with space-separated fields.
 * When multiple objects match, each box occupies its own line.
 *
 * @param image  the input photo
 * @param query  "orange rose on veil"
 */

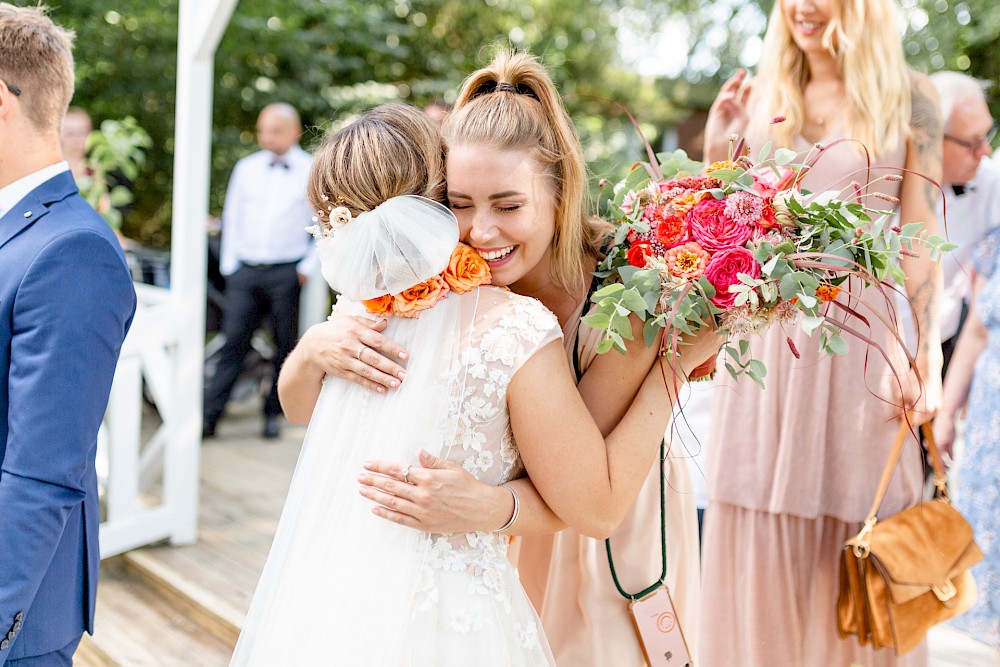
xmin=393 ymin=275 xmax=450 ymax=318
xmin=362 ymin=294 xmax=394 ymax=317
xmin=443 ymin=243 xmax=492 ymax=294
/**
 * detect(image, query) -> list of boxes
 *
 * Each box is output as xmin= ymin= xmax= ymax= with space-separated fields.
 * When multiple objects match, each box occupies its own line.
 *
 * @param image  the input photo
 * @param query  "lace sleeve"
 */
xmin=475 ymin=289 xmax=562 ymax=377
xmin=973 ymin=227 xmax=1000 ymax=278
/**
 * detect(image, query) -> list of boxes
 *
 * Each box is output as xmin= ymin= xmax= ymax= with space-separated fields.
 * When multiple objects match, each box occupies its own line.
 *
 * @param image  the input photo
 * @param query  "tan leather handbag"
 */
xmin=837 ymin=421 xmax=983 ymax=656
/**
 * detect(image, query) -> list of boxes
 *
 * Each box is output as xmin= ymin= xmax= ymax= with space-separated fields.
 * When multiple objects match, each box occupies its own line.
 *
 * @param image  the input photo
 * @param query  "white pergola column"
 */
xmin=167 ymin=0 xmax=238 ymax=545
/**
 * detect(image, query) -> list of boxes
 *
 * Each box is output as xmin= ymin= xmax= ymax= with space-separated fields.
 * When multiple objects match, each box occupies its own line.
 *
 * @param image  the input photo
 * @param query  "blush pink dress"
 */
xmin=698 ymin=128 xmax=930 ymax=666
xmin=512 ymin=299 xmax=702 ymax=666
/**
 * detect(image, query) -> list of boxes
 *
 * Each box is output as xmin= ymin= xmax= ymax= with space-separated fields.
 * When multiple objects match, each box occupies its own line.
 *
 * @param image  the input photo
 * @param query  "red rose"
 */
xmin=758 ymin=204 xmax=779 ymax=230
xmin=704 ymin=247 xmax=761 ymax=308
xmin=652 ymin=211 xmax=689 ymax=248
xmin=687 ymin=197 xmax=753 ymax=253
xmin=627 ymin=240 xmax=653 ymax=268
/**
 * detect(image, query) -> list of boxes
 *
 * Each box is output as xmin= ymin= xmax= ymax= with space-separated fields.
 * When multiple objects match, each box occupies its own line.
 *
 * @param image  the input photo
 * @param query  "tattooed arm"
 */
xmin=897 ymin=71 xmax=944 ymax=424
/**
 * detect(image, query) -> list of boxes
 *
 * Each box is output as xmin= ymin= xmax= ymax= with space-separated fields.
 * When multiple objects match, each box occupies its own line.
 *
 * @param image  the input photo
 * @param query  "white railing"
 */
xmin=98 ymin=283 xmax=191 ymax=558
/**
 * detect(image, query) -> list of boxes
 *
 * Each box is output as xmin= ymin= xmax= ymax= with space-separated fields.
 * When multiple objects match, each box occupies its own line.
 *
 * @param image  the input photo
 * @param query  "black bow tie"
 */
xmin=270 ymin=159 xmax=289 ymax=170
xmin=952 ymin=184 xmax=975 ymax=197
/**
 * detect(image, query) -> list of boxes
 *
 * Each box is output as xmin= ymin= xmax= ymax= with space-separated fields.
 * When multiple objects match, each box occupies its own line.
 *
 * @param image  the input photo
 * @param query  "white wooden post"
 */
xmin=166 ymin=0 xmax=239 ymax=546
xmin=98 ymin=0 xmax=239 ymax=558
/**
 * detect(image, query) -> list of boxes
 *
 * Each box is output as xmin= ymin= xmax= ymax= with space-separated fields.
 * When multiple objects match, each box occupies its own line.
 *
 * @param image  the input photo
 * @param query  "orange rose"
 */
xmin=393 ymin=275 xmax=450 ymax=318
xmin=443 ymin=243 xmax=491 ymax=294
xmin=362 ymin=294 xmax=394 ymax=317
xmin=664 ymin=242 xmax=711 ymax=281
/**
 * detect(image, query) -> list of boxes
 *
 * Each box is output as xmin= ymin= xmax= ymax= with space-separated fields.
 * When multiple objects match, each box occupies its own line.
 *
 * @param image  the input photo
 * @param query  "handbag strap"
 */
xmin=863 ymin=419 xmax=948 ymax=526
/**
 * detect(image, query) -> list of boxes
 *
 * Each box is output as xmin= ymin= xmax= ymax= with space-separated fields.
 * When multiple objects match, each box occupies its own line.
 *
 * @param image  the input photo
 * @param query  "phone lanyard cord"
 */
xmin=605 ymin=440 xmax=667 ymax=601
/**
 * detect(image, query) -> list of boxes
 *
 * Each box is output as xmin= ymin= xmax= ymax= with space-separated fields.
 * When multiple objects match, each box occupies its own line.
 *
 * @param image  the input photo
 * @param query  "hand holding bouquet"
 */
xmin=587 ymin=136 xmax=953 ymax=388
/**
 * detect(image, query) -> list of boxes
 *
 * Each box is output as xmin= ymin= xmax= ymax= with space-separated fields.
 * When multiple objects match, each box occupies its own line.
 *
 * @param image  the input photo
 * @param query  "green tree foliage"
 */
xmin=13 ymin=0 xmax=997 ymax=247
xmin=32 ymin=0 xmax=679 ymax=247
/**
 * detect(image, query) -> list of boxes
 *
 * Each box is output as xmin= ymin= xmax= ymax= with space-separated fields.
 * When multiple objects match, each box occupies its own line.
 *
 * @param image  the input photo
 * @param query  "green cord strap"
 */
xmin=605 ymin=439 xmax=667 ymax=601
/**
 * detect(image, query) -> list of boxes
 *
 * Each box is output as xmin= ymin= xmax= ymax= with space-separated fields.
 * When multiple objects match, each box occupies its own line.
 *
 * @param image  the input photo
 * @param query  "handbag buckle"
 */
xmin=933 ymin=476 xmax=951 ymax=503
xmin=852 ymin=517 xmax=877 ymax=559
xmin=931 ymin=580 xmax=957 ymax=603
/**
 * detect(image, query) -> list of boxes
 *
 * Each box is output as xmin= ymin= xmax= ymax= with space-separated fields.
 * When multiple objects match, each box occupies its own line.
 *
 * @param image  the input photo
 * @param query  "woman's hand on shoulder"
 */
xmin=358 ymin=450 xmax=511 ymax=533
xmin=704 ymin=68 xmax=752 ymax=162
xmin=301 ymin=313 xmax=409 ymax=393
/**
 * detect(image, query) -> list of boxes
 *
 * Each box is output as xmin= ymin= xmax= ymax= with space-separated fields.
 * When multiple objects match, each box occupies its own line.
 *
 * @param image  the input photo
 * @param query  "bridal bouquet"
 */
xmin=586 ymin=138 xmax=952 ymax=387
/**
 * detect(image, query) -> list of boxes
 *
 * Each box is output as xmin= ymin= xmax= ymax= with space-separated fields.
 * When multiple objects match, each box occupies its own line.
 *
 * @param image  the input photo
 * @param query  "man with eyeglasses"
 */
xmin=0 ymin=3 xmax=136 ymax=665
xmin=921 ymin=71 xmax=1000 ymax=376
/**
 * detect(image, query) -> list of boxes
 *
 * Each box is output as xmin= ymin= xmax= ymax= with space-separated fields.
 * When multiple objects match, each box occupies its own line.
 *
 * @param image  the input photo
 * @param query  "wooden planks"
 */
xmin=79 ymin=404 xmax=306 ymax=665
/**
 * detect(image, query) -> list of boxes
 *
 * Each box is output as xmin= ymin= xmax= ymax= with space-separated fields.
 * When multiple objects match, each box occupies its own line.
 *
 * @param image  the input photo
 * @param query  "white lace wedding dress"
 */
xmin=230 ymin=287 xmax=561 ymax=666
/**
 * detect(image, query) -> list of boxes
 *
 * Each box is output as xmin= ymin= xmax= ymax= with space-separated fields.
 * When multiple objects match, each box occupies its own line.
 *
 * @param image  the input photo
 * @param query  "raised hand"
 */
xmin=704 ymin=69 xmax=752 ymax=162
xmin=301 ymin=313 xmax=408 ymax=393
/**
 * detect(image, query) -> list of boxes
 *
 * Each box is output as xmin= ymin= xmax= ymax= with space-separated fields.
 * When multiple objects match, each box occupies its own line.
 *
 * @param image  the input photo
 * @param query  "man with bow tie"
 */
xmin=0 ymin=4 xmax=136 ymax=663
xmin=204 ymin=103 xmax=317 ymax=440
xmin=928 ymin=72 xmax=999 ymax=375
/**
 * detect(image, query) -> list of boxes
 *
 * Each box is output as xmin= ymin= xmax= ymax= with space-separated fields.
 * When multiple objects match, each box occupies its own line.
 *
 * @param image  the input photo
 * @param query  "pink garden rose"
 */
xmin=751 ymin=165 xmax=796 ymax=199
xmin=687 ymin=197 xmax=753 ymax=253
xmin=704 ymin=246 xmax=761 ymax=308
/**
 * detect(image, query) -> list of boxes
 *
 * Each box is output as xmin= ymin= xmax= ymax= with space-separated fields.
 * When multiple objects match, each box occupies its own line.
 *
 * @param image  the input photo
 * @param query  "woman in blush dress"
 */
xmin=697 ymin=0 xmax=944 ymax=665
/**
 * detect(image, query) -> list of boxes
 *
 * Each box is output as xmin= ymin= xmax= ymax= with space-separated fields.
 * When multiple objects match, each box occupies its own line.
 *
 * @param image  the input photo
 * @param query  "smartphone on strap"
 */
xmin=628 ymin=585 xmax=693 ymax=667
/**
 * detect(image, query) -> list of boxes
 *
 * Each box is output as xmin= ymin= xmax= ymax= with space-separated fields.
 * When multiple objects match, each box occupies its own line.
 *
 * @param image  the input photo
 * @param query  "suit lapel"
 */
xmin=0 ymin=172 xmax=78 ymax=251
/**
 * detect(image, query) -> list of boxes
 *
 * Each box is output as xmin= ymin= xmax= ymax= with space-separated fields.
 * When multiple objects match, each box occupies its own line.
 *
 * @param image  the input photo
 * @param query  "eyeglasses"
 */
xmin=944 ymin=122 xmax=997 ymax=153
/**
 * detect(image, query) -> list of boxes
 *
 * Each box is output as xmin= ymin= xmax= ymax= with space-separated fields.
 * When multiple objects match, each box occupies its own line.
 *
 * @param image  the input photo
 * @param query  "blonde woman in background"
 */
xmin=699 ymin=0 xmax=943 ymax=664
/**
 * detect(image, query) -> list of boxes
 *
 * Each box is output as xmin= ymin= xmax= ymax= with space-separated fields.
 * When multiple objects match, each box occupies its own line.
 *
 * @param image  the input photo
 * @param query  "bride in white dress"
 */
xmin=231 ymin=104 xmax=719 ymax=666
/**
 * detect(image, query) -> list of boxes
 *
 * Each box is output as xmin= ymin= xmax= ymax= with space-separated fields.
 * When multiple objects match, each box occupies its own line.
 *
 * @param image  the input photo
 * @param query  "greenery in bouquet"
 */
xmin=585 ymin=132 xmax=954 ymax=388
xmin=77 ymin=117 xmax=152 ymax=229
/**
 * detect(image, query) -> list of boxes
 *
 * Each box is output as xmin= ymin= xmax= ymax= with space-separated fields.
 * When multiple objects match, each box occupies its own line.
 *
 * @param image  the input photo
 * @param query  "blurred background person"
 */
xmin=898 ymin=72 xmax=999 ymax=376
xmin=698 ymin=0 xmax=943 ymax=664
xmin=423 ymin=99 xmax=451 ymax=125
xmin=202 ymin=102 xmax=317 ymax=440
xmin=933 ymin=224 xmax=1000 ymax=656
xmin=930 ymin=74 xmax=1000 ymax=660
xmin=61 ymin=106 xmax=92 ymax=181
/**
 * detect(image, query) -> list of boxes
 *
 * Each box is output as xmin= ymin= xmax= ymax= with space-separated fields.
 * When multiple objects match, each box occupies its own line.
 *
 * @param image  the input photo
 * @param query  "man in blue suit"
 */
xmin=0 ymin=5 xmax=136 ymax=664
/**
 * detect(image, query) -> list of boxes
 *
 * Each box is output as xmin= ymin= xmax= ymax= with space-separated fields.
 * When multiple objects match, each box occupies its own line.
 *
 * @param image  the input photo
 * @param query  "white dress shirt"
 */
xmin=898 ymin=156 xmax=1000 ymax=348
xmin=0 ymin=162 xmax=70 ymax=220
xmin=219 ymin=145 xmax=318 ymax=276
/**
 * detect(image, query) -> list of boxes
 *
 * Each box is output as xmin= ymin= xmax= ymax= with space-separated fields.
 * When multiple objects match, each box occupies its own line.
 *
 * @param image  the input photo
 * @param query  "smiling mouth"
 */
xmin=798 ymin=20 xmax=825 ymax=33
xmin=478 ymin=245 xmax=517 ymax=262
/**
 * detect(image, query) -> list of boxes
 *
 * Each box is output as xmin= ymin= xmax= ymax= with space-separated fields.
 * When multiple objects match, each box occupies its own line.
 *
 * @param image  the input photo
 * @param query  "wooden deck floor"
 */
xmin=78 ymin=400 xmax=306 ymax=665
xmin=77 ymin=401 xmax=998 ymax=666
xmin=140 ymin=416 xmax=306 ymax=621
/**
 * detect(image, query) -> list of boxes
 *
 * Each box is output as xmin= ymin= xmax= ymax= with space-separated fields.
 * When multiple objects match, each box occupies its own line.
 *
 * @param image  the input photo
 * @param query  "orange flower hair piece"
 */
xmin=393 ymin=276 xmax=450 ymax=318
xmin=443 ymin=243 xmax=492 ymax=294
xmin=362 ymin=244 xmax=492 ymax=318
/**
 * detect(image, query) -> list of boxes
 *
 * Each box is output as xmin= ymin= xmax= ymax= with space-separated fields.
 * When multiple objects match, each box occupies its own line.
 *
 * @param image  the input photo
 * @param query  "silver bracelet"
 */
xmin=495 ymin=484 xmax=520 ymax=533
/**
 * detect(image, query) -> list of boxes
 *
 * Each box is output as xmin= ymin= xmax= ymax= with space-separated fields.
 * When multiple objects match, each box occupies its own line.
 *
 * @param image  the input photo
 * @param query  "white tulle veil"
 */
xmin=319 ymin=195 xmax=459 ymax=300
xmin=231 ymin=195 xmax=478 ymax=664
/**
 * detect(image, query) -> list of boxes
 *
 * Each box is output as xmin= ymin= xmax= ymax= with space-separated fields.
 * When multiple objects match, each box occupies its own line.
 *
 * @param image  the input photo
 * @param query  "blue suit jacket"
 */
xmin=0 ymin=171 xmax=136 ymax=661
